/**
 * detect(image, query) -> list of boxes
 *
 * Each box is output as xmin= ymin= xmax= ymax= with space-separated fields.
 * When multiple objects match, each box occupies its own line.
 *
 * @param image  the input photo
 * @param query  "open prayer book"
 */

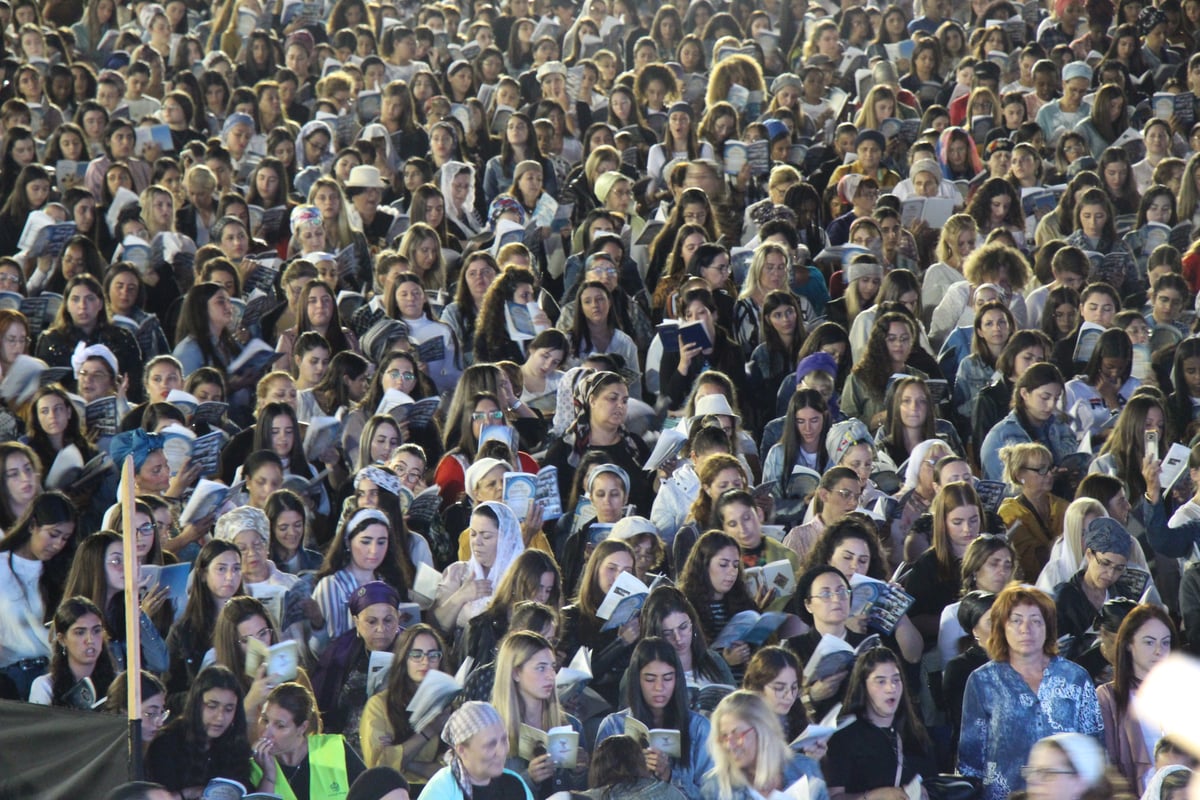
xmin=624 ymin=716 xmax=681 ymax=758
xmin=790 ymin=702 xmax=855 ymax=750
xmin=519 ymin=724 xmax=579 ymax=768
xmin=803 ymin=633 xmax=880 ymax=683
xmin=406 ymin=669 xmax=462 ymax=731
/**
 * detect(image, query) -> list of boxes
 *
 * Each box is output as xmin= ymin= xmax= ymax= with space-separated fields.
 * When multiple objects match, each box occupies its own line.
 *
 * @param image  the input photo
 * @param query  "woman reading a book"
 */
xmin=823 ymin=647 xmax=936 ymax=800
xmin=103 ymin=262 xmax=171 ymax=362
xmin=460 ymin=551 xmax=562 ymax=671
xmin=640 ymin=585 xmax=735 ymax=694
xmin=702 ymin=690 xmax=829 ymax=800
xmin=433 ymin=501 xmax=524 ymax=637
xmin=211 ymin=595 xmax=315 ymax=739
xmin=24 ymin=384 xmax=97 ymax=484
xmin=147 ymin=665 xmax=256 ymax=797
xmin=900 ymin=482 xmax=987 ymax=647
xmin=491 ymin=631 xmax=589 ymax=795
xmin=27 ymin=595 xmax=115 ymax=706
xmin=743 ymin=646 xmax=809 ymax=744
xmin=557 ymin=539 xmax=640 ymax=707
xmin=165 ymin=539 xmax=245 ymax=706
xmin=386 ymin=270 xmax=463 ymax=395
xmin=61 ymin=527 xmax=170 ymax=675
xmin=678 ymin=531 xmax=761 ymax=681
xmin=311 ymin=510 xmax=411 ymax=654
xmin=595 ymin=637 xmax=712 ymax=800
xmin=71 ymin=342 xmax=129 ymax=428
xmin=1064 ymin=189 xmax=1141 ymax=298
xmin=361 ymin=623 xmax=451 ymax=784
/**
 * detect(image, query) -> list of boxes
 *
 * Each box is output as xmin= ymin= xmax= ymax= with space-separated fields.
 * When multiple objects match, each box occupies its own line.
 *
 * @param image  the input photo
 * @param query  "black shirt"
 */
xmin=824 ymin=718 xmax=935 ymax=793
xmin=475 ymin=771 xmax=531 ymax=800
xmin=275 ymin=740 xmax=367 ymax=800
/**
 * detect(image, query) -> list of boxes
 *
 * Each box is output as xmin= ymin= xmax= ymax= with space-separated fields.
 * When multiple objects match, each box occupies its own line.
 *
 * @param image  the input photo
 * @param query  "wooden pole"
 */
xmin=121 ymin=455 xmax=144 ymax=781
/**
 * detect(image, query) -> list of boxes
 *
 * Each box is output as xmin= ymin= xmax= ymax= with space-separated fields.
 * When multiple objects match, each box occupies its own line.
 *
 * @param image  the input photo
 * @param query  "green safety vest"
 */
xmin=249 ymin=733 xmax=351 ymax=800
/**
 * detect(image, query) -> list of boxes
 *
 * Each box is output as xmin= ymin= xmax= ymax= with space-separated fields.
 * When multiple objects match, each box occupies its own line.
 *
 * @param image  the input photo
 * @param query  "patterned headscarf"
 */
xmin=442 ymin=702 xmax=505 ymax=797
xmin=290 ymin=204 xmax=322 ymax=233
xmin=488 ymin=194 xmax=527 ymax=226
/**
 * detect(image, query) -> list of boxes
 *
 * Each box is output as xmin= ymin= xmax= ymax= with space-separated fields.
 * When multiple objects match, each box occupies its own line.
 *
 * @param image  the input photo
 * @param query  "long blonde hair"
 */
xmin=491 ymin=631 xmax=564 ymax=756
xmin=707 ymin=691 xmax=792 ymax=800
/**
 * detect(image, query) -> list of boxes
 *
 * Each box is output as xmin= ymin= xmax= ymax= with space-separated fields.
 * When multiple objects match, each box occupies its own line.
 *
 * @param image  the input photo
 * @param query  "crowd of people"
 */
xmin=7 ymin=0 xmax=1200 ymax=797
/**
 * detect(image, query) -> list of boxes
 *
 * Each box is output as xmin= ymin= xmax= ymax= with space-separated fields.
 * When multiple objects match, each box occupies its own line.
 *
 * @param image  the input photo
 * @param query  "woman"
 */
xmin=387 ymin=271 xmax=462 ymax=395
xmin=1019 ymin=733 xmax=1125 ymax=800
xmin=433 ymin=502 xmax=523 ymax=638
xmin=679 ymin=532 xmax=761 ymax=677
xmin=780 ymin=467 xmax=863 ymax=565
xmin=996 ymin=443 xmax=1069 ymax=581
xmin=61 ymin=529 xmax=170 ymax=676
xmin=276 ymin=280 xmax=360 ymax=374
xmin=28 ymin=595 xmax=116 ymax=707
xmin=557 ymin=539 xmax=640 ymax=708
xmin=172 ymin=281 xmax=244 ymax=379
xmin=484 ymin=112 xmax=553 ymax=208
xmin=647 ymin=102 xmax=714 ymax=195
xmin=596 ymin=637 xmax=713 ymax=800
xmin=953 ymin=301 xmax=1015 ymax=423
xmin=310 ymin=582 xmax=404 ymax=753
xmin=921 ymin=215 xmax=978 ymax=314
xmin=491 ymin=631 xmax=587 ymax=794
xmin=458 ymin=551 xmax=561 ymax=669
xmin=930 ymin=242 xmax=1030 ymax=348
xmin=0 ymin=442 xmax=41 ymax=532
xmin=842 ymin=312 xmax=926 ymax=429
xmin=146 ymin=665 xmax=255 ymax=795
xmin=734 ymin=243 xmax=796 ymax=361
xmin=0 ymin=491 xmax=77 ymax=698
xmin=1054 ymin=516 xmax=1143 ymax=643
xmin=877 ymin=379 xmax=952 ymax=470
xmin=267 ymin=488 xmax=323 ymax=575
xmin=361 ymin=623 xmax=451 ymax=782
xmin=701 ymin=690 xmax=828 ymax=800
xmin=824 ymin=647 xmax=936 ymax=799
xmin=941 ymin=589 xmax=999 ymax=748
xmin=902 ymin=481 xmax=987 ymax=646
xmin=980 ymin=362 xmax=1077 ymax=481
xmin=519 ymin=330 xmax=568 ymax=411
xmin=474 ymin=266 xmax=544 ymax=365
xmin=441 ymin=251 xmax=498 ymax=368
xmin=24 ymin=385 xmax=98 ymax=484
xmin=165 ymin=540 xmax=244 ymax=704
xmin=1064 ymin=327 xmax=1139 ymax=442
xmin=420 ymin=701 xmax=533 ymax=800
xmin=35 ymin=275 xmax=142 ymax=397
xmin=103 ymin=262 xmax=170 ymax=360
xmin=545 ymin=370 xmax=651 ymax=514
xmin=762 ymin=389 xmax=831 ymax=487
xmin=557 ymin=462 xmax=634 ymax=594
xmin=583 ymin=735 xmax=688 ymax=800
xmin=659 ymin=286 xmax=747 ymax=413
xmin=748 ymin=291 xmax=804 ymax=428
xmin=251 ymin=681 xmax=367 ymax=799
xmin=742 ymin=647 xmax=807 ymax=742
xmin=958 ymin=584 xmax=1103 ymax=800
xmin=641 ymin=586 xmax=736 ymax=696
xmin=971 ymin=330 xmax=1052 ymax=463
xmin=1064 ymin=188 xmax=1139 ymax=298
xmin=312 ymin=509 xmax=410 ymax=654
xmin=1097 ymin=604 xmax=1176 ymax=792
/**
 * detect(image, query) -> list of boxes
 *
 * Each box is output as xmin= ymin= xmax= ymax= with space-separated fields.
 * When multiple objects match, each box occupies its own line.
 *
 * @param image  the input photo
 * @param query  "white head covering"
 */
xmin=71 ymin=341 xmax=119 ymax=379
xmin=902 ymin=438 xmax=953 ymax=491
xmin=1139 ymin=765 xmax=1190 ymax=800
xmin=1040 ymin=733 xmax=1106 ymax=787
xmin=439 ymin=160 xmax=482 ymax=236
xmin=295 ymin=120 xmax=335 ymax=170
xmin=464 ymin=501 xmax=524 ymax=619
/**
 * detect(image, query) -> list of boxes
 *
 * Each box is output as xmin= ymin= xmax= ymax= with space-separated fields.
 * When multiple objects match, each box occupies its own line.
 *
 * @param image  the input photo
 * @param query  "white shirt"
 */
xmin=0 ymin=553 xmax=50 ymax=667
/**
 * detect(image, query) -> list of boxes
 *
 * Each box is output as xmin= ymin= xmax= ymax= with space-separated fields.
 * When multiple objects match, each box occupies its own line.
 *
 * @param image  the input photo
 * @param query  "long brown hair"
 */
xmin=1111 ymin=604 xmax=1176 ymax=714
xmin=931 ymin=482 xmax=986 ymax=582
xmin=383 ymin=623 xmax=447 ymax=739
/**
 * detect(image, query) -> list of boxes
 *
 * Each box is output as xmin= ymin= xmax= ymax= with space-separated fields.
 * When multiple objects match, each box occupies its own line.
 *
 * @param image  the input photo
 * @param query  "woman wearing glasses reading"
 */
xmin=361 ymin=624 xmax=451 ymax=784
xmin=1052 ymin=517 xmax=1142 ymax=645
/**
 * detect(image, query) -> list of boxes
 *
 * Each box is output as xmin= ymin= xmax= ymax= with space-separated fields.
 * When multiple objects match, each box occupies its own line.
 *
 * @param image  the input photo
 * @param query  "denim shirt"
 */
xmin=699 ymin=753 xmax=830 ymax=800
xmin=979 ymin=410 xmax=1077 ymax=481
xmin=958 ymin=657 xmax=1103 ymax=800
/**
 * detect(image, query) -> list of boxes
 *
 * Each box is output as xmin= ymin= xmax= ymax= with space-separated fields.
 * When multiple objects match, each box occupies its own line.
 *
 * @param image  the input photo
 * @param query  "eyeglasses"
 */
xmin=471 ymin=410 xmax=506 ymax=421
xmin=809 ymin=587 xmax=849 ymax=601
xmin=719 ymin=726 xmax=755 ymax=747
xmin=1022 ymin=464 xmax=1052 ymax=475
xmin=1093 ymin=555 xmax=1127 ymax=574
xmin=387 ymin=369 xmax=416 ymax=381
xmin=590 ymin=267 xmax=618 ymax=277
xmin=704 ymin=263 xmax=731 ymax=275
xmin=408 ymin=648 xmax=443 ymax=662
xmin=885 ymin=334 xmax=913 ymax=345
xmin=236 ymin=539 xmax=266 ymax=554
xmin=238 ymin=626 xmax=272 ymax=645
xmin=0 ymin=275 xmax=21 ymax=287
xmin=1020 ymin=767 xmax=1076 ymax=782
xmin=143 ymin=708 xmax=170 ymax=724
xmin=831 ymin=488 xmax=862 ymax=503
xmin=135 ymin=521 xmax=162 ymax=536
